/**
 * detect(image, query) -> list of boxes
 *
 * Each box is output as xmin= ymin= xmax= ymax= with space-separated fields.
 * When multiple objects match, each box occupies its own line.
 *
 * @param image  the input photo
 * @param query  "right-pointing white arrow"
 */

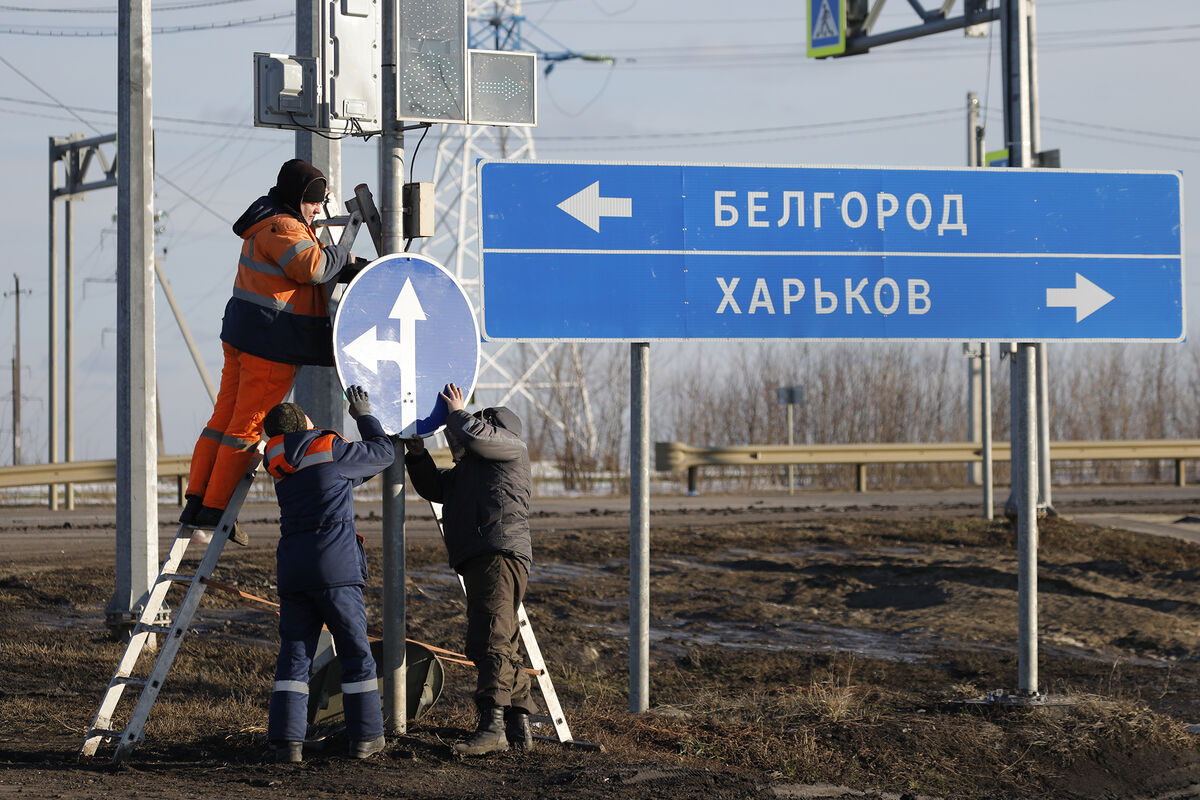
xmin=1046 ymin=272 xmax=1115 ymax=322
xmin=557 ymin=181 xmax=633 ymax=232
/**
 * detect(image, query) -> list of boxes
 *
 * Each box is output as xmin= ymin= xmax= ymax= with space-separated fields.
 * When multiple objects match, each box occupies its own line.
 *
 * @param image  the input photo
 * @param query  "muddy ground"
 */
xmin=5 ymin=503 xmax=1200 ymax=798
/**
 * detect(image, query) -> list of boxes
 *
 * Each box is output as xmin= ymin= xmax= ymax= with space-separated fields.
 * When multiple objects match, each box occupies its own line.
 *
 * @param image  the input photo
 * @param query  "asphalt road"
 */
xmin=3 ymin=483 xmax=1200 ymax=566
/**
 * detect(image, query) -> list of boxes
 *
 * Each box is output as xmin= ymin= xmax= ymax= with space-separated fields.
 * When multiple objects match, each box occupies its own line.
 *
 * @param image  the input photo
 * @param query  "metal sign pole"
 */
xmin=1002 ymin=0 xmax=1039 ymax=695
xmin=786 ymin=402 xmax=795 ymax=495
xmin=1016 ymin=343 xmax=1038 ymax=693
xmin=981 ymin=342 xmax=994 ymax=520
xmin=379 ymin=0 xmax=407 ymax=734
xmin=629 ymin=342 xmax=650 ymax=713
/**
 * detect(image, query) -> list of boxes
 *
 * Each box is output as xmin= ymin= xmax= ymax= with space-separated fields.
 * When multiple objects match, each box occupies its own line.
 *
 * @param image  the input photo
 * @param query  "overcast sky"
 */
xmin=1 ymin=0 xmax=1196 ymax=461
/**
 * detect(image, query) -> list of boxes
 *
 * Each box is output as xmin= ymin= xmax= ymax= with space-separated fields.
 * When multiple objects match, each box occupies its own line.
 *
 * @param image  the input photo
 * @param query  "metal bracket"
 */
xmin=52 ymin=133 xmax=118 ymax=200
xmin=842 ymin=0 xmax=999 ymax=56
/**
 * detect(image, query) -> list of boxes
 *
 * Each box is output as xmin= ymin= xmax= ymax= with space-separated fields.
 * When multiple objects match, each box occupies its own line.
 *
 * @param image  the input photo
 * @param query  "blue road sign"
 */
xmin=477 ymin=160 xmax=1185 ymax=343
xmin=807 ymin=0 xmax=845 ymax=58
xmin=333 ymin=253 xmax=480 ymax=437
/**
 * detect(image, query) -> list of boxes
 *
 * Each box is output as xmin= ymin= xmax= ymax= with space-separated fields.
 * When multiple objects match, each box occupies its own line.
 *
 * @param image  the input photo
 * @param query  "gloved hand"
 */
xmin=346 ymin=385 xmax=371 ymax=419
xmin=338 ymin=256 xmax=372 ymax=283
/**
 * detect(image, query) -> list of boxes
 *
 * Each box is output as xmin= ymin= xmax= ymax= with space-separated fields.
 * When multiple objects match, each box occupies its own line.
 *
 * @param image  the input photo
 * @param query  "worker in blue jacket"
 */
xmin=261 ymin=385 xmax=394 ymax=764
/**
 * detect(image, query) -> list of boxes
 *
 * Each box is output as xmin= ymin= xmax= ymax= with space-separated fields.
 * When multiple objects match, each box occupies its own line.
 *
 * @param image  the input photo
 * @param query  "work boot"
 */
xmin=505 ymin=709 xmax=533 ymax=750
xmin=350 ymin=735 xmax=386 ymax=759
xmin=453 ymin=707 xmax=509 ymax=756
xmin=193 ymin=505 xmax=224 ymax=527
xmin=194 ymin=505 xmax=248 ymax=546
xmin=179 ymin=495 xmax=203 ymax=525
xmin=273 ymin=741 xmax=303 ymax=763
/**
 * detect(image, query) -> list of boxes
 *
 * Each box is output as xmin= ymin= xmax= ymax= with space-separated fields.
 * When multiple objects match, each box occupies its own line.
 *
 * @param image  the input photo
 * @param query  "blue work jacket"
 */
xmin=265 ymin=414 xmax=395 ymax=593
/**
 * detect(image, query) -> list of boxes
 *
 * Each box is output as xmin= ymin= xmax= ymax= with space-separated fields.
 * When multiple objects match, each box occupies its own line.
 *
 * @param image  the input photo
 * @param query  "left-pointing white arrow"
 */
xmin=1045 ymin=272 xmax=1115 ymax=323
xmin=557 ymin=181 xmax=633 ymax=232
xmin=343 ymin=325 xmax=407 ymax=376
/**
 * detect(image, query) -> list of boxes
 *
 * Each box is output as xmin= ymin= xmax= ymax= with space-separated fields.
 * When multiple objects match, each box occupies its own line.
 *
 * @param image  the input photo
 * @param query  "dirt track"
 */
xmin=4 ymin=488 xmax=1200 ymax=798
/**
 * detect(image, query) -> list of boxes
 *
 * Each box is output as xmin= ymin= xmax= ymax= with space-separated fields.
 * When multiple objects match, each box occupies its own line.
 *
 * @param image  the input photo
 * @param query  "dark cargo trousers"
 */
xmin=458 ymin=552 xmax=537 ymax=714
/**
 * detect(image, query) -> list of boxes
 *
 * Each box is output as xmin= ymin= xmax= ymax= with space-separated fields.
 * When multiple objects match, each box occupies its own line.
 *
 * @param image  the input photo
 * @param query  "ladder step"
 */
xmin=110 ymin=676 xmax=147 ymax=688
xmin=86 ymin=727 xmax=119 ymax=741
xmin=157 ymin=572 xmax=195 ymax=584
xmin=137 ymin=624 xmax=173 ymax=636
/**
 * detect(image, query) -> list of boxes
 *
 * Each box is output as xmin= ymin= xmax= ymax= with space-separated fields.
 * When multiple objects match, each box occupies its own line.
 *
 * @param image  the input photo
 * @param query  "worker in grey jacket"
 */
xmin=404 ymin=382 xmax=537 ymax=755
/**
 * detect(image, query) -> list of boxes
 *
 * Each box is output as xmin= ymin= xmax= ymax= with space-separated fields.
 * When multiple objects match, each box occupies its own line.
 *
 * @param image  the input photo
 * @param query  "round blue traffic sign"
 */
xmin=333 ymin=253 xmax=480 ymax=437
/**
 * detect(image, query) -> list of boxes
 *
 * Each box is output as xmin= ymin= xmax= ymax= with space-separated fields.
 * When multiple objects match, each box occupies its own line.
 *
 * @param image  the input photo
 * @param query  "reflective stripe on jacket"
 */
xmin=267 ymin=415 xmax=396 ymax=593
xmin=219 ymin=196 xmax=351 ymax=366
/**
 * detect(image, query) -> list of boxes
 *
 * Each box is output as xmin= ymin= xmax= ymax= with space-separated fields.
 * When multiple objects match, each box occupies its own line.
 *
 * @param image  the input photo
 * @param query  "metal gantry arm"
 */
xmin=840 ymin=0 xmax=999 ymax=56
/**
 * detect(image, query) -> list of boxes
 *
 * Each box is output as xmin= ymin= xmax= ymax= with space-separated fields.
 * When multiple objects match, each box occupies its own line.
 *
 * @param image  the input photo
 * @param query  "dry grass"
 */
xmin=5 ymin=515 xmax=1200 ymax=798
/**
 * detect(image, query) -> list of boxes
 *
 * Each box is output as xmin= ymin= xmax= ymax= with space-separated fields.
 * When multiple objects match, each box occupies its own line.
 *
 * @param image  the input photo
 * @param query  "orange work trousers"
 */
xmin=186 ymin=342 xmax=297 ymax=510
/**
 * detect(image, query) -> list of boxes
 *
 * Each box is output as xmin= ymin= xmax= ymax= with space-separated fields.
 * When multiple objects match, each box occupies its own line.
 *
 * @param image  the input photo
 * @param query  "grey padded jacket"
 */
xmin=404 ymin=407 xmax=532 ymax=571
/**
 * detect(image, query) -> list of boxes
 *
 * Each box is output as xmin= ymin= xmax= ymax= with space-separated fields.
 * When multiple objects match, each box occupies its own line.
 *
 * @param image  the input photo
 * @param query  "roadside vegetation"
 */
xmin=512 ymin=341 xmax=1200 ymax=493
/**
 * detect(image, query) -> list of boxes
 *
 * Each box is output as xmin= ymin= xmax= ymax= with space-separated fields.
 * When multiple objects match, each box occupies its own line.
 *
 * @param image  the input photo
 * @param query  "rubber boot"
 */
xmin=505 ymin=709 xmax=533 ymax=750
xmin=350 ymin=735 xmax=386 ymax=759
xmin=273 ymin=741 xmax=302 ymax=763
xmin=453 ymin=707 xmax=509 ymax=756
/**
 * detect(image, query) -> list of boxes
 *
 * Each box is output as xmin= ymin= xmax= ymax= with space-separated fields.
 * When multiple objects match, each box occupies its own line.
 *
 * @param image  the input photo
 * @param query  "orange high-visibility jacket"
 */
xmin=219 ymin=196 xmax=352 ymax=366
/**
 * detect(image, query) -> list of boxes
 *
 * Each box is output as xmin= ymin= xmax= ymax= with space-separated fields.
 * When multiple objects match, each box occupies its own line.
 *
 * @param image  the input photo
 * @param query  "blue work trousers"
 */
xmin=267 ymin=585 xmax=383 ymax=743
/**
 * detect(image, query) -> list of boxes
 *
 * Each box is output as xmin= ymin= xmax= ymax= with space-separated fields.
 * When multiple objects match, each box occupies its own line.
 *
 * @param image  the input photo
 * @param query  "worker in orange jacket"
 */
xmin=180 ymin=159 xmax=365 ymax=537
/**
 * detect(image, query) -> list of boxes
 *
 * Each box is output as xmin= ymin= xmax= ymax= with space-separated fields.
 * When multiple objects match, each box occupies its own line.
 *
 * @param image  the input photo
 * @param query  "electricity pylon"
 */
xmin=417 ymin=0 xmax=601 ymax=464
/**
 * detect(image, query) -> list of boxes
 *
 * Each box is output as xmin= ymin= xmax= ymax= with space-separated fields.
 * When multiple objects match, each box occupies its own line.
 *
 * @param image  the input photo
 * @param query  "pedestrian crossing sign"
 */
xmin=807 ymin=0 xmax=846 ymax=58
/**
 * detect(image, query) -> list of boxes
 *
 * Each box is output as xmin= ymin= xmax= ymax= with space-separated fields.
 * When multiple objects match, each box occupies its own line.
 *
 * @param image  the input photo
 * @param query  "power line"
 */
xmin=0 ymin=0 xmax=265 ymax=12
xmin=0 ymin=54 xmax=234 ymax=225
xmin=536 ymin=115 xmax=970 ymax=153
xmin=0 ymin=54 xmax=101 ymax=135
xmin=1040 ymin=124 xmax=1200 ymax=156
xmin=533 ymin=107 xmax=961 ymax=140
xmin=4 ymin=84 xmax=1195 ymax=155
xmin=1042 ymin=116 xmax=1200 ymax=144
xmin=0 ymin=12 xmax=291 ymax=37
xmin=0 ymin=94 xmax=261 ymax=130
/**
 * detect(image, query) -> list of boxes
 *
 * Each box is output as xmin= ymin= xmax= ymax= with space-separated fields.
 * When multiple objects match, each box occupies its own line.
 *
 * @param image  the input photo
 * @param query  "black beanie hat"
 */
xmin=264 ymin=402 xmax=308 ymax=437
xmin=268 ymin=158 xmax=327 ymax=215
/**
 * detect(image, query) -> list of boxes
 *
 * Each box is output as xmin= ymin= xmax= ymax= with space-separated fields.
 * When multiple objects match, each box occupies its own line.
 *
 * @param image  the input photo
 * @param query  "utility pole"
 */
xmin=47 ymin=138 xmax=59 ymax=508
xmin=64 ymin=140 xmax=79 ymax=511
xmin=966 ymin=92 xmax=993 ymax=519
xmin=108 ymin=0 xmax=159 ymax=640
xmin=379 ymin=0 xmax=407 ymax=735
xmin=4 ymin=275 xmax=32 ymax=465
xmin=965 ymin=92 xmax=983 ymax=489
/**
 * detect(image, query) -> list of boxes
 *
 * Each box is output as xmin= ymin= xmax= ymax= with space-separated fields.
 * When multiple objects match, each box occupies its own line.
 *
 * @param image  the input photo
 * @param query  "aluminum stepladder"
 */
xmin=80 ymin=452 xmax=263 ymax=764
xmin=425 ymin=501 xmax=590 ymax=748
xmin=79 ymin=189 xmax=382 ymax=764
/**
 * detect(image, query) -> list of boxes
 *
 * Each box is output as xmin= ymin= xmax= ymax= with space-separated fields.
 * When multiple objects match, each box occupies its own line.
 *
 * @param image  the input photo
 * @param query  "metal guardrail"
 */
xmin=0 ymin=454 xmax=193 ymax=490
xmin=0 ymin=448 xmax=454 ymax=500
xmin=655 ymin=439 xmax=1200 ymax=492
